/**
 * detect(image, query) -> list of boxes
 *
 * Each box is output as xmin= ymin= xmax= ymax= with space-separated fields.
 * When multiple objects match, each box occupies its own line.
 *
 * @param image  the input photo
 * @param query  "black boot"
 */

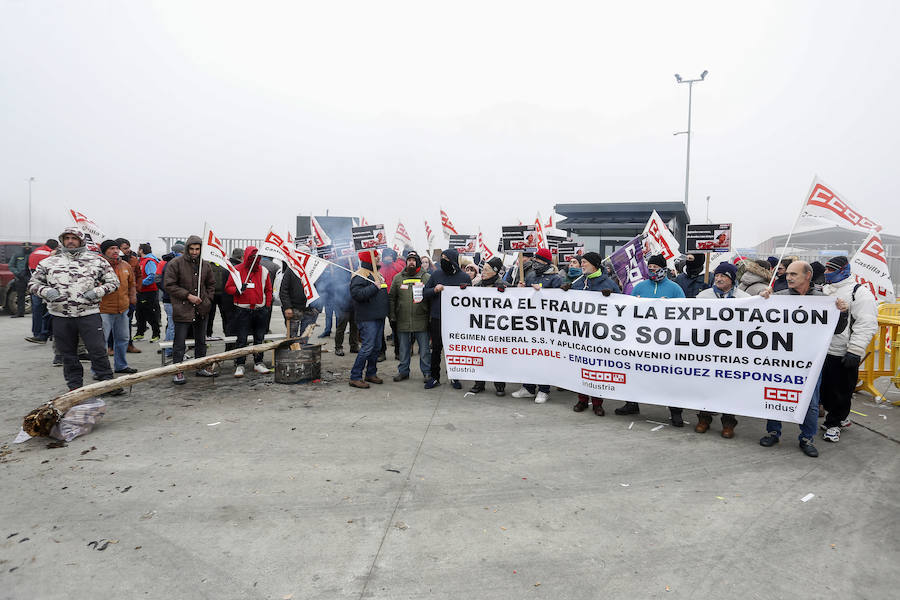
xmin=614 ymin=402 xmax=640 ymax=415
xmin=669 ymin=408 xmax=684 ymax=427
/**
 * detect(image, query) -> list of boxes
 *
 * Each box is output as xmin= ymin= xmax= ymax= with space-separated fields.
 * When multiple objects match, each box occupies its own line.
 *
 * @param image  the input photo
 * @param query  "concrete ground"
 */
xmin=1 ymin=311 xmax=898 ymax=600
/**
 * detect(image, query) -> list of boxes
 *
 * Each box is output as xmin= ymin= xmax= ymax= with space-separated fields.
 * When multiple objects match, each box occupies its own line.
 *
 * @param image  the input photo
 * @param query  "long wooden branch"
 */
xmin=22 ymin=337 xmax=298 ymax=437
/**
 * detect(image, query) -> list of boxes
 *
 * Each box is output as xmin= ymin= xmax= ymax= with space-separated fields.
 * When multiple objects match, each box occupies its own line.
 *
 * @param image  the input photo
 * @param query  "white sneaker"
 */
xmin=234 ymin=366 xmax=245 ymax=378
xmin=511 ymin=387 xmax=534 ymax=399
xmin=254 ymin=363 xmax=271 ymax=374
xmin=823 ymin=426 xmax=841 ymax=443
xmin=534 ymin=391 xmax=549 ymax=404
xmin=839 ymin=419 xmax=851 ymax=428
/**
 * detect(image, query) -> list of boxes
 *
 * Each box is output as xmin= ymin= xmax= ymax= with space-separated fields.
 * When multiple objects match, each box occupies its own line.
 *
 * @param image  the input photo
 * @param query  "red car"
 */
xmin=0 ymin=241 xmax=37 ymax=314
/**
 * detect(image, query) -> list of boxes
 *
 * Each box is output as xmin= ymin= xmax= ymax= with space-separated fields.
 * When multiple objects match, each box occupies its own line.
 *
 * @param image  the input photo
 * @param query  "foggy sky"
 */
xmin=2 ymin=0 xmax=898 ymax=253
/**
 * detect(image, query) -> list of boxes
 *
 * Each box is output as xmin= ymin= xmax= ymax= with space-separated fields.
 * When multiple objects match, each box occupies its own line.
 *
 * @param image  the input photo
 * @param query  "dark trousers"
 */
xmin=135 ymin=290 xmax=161 ymax=337
xmin=53 ymin=313 xmax=112 ymax=390
xmin=31 ymin=294 xmax=51 ymax=338
xmin=207 ymin=293 xmax=234 ymax=337
xmin=381 ymin=320 xmax=400 ymax=356
xmin=234 ymin=307 xmax=268 ymax=365
xmin=335 ymin=311 xmax=360 ymax=350
xmin=14 ymin=275 xmax=28 ymax=316
xmin=821 ymin=353 xmax=858 ymax=428
xmin=697 ymin=411 xmax=737 ymax=427
xmin=174 ymin=317 xmax=208 ymax=365
xmin=286 ymin=308 xmax=320 ymax=342
xmin=429 ymin=318 xmax=444 ymax=382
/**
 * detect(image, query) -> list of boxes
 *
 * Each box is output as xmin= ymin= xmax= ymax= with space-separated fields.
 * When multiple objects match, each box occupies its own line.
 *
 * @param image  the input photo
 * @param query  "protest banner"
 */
xmin=557 ymin=242 xmax=584 ymax=263
xmin=501 ymin=225 xmax=540 ymax=253
xmin=69 ymin=209 xmax=104 ymax=252
xmin=441 ymin=288 xmax=837 ymax=423
xmin=686 ymin=223 xmax=732 ymax=252
xmin=352 ymin=224 xmax=388 ymax=251
xmin=799 ymin=176 xmax=882 ymax=233
xmin=608 ymin=235 xmax=649 ymax=295
xmin=546 ymin=235 xmax=569 ymax=256
xmin=260 ymin=229 xmax=330 ymax=302
xmin=642 ymin=210 xmax=680 ymax=269
xmin=449 ymin=234 xmax=477 ymax=256
xmin=851 ymin=232 xmax=896 ymax=303
xmin=201 ymin=223 xmax=243 ymax=292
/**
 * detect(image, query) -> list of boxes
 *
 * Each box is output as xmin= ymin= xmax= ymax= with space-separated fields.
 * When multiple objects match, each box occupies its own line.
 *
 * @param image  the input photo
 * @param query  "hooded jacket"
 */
xmin=823 ymin=276 xmax=878 ymax=357
xmin=738 ymin=261 xmax=772 ymax=296
xmin=630 ymin=277 xmax=686 ymax=299
xmin=279 ymin=267 xmax=309 ymax=313
xmin=422 ymin=249 xmax=471 ymax=319
xmin=524 ymin=262 xmax=564 ymax=288
xmin=27 ymin=227 xmax=120 ymax=318
xmin=571 ymin=270 xmax=621 ymax=294
xmin=389 ymin=265 xmax=430 ymax=332
xmin=225 ymin=246 xmax=273 ymax=309
xmin=674 ymin=271 xmax=709 ymax=298
xmin=164 ymin=235 xmax=216 ymax=323
xmin=350 ymin=259 xmax=390 ymax=321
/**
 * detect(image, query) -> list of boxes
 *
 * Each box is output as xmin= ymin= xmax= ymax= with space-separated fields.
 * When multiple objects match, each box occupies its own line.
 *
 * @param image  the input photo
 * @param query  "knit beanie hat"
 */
xmin=405 ymin=250 xmax=421 ymax=269
xmin=714 ymin=261 xmax=737 ymax=282
xmin=535 ymin=248 xmax=553 ymax=263
xmin=581 ymin=252 xmax=603 ymax=270
xmin=358 ymin=249 xmax=378 ymax=265
xmin=99 ymin=240 xmax=119 ymax=254
xmin=767 ymin=256 xmax=779 ymax=268
xmin=487 ymin=257 xmax=504 ymax=273
xmin=825 ymin=256 xmax=849 ymax=271
xmin=647 ymin=254 xmax=667 ymax=269
xmin=172 ymin=243 xmax=185 ymax=254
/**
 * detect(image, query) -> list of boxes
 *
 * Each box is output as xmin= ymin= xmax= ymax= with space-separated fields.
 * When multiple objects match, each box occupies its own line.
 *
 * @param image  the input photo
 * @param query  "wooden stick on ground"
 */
xmin=22 ymin=337 xmax=299 ymax=437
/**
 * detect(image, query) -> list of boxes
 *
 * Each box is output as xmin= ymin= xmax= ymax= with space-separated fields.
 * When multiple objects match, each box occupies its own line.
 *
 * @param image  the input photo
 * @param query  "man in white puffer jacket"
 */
xmin=820 ymin=256 xmax=878 ymax=443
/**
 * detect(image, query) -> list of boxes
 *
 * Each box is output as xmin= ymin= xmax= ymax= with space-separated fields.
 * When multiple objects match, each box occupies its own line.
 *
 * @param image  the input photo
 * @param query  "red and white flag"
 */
xmin=534 ymin=213 xmax=548 ymax=249
xmin=359 ymin=216 xmax=369 ymax=227
xmin=310 ymin=216 xmax=332 ymax=248
xmin=851 ymin=232 xmax=895 ymax=303
xmin=440 ymin=208 xmax=458 ymax=238
xmin=799 ymin=176 xmax=882 ymax=233
xmin=424 ymin=219 xmax=435 ymax=248
xmin=69 ymin=209 xmax=104 ymax=251
xmin=642 ymin=210 xmax=680 ymax=269
xmin=478 ymin=230 xmax=494 ymax=261
xmin=201 ymin=223 xmax=243 ymax=291
xmin=392 ymin=221 xmax=412 ymax=253
xmin=544 ymin=214 xmax=554 ymax=229
xmin=259 ymin=228 xmax=328 ymax=303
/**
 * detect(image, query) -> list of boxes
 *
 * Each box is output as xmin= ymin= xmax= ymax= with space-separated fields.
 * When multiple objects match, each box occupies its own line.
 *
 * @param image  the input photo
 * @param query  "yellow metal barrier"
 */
xmin=856 ymin=303 xmax=900 ymax=404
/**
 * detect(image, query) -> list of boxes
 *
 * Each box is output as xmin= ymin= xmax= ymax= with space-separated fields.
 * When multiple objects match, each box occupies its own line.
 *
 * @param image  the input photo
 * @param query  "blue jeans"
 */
xmin=163 ymin=303 xmax=175 ymax=356
xmin=322 ymin=303 xmax=334 ymax=334
xmin=31 ymin=294 xmax=50 ymax=339
xmin=100 ymin=312 xmax=130 ymax=371
xmin=766 ymin=371 xmax=822 ymax=441
xmin=351 ymin=319 xmax=384 ymax=381
xmin=397 ymin=330 xmax=431 ymax=378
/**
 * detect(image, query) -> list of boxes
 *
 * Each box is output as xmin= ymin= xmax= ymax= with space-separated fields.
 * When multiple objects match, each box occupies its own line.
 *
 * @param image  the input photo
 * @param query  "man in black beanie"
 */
xmin=674 ymin=253 xmax=709 ymax=298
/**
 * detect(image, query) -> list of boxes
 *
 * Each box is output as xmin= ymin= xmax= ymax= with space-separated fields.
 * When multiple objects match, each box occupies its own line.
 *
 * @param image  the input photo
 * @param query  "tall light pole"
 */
xmin=27 ymin=177 xmax=35 ymax=242
xmin=673 ymin=70 xmax=707 ymax=217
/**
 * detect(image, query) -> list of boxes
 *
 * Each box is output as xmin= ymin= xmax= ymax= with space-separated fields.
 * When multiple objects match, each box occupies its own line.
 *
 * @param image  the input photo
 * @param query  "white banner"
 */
xmin=798 ymin=176 xmax=882 ymax=233
xmin=259 ymin=229 xmax=325 ymax=303
xmin=441 ymin=288 xmax=838 ymax=424
xmin=69 ymin=209 xmax=104 ymax=251
xmin=642 ymin=210 xmax=680 ymax=269
xmin=201 ymin=223 xmax=243 ymax=291
xmin=851 ymin=232 xmax=895 ymax=303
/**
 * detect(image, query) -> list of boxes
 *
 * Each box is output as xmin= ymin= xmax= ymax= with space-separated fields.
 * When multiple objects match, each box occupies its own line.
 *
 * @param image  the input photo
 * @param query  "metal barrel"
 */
xmin=274 ymin=344 xmax=322 ymax=384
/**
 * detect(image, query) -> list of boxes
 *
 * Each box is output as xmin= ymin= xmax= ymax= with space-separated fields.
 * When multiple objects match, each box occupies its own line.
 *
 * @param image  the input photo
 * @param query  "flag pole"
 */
xmin=767 ymin=178 xmax=817 ymax=288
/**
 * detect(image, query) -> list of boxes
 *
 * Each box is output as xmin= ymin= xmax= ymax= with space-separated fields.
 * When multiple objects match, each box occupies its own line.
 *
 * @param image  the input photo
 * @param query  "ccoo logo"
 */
xmin=764 ymin=387 xmax=800 ymax=403
xmin=447 ymin=355 xmax=484 ymax=367
xmin=581 ymin=369 xmax=626 ymax=384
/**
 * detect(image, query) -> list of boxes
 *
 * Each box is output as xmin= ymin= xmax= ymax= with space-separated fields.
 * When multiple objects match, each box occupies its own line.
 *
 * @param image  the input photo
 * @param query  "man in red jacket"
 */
xmin=224 ymin=245 xmax=273 ymax=378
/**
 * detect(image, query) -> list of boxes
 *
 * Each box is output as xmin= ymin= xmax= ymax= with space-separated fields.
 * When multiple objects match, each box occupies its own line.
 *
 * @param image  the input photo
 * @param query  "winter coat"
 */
xmin=772 ymin=274 xmax=789 ymax=292
xmin=379 ymin=260 xmax=405 ymax=292
xmin=225 ymin=246 xmax=273 ymax=309
xmin=823 ymin=277 xmax=878 ymax=357
xmin=28 ymin=245 xmax=54 ymax=270
xmin=28 ymin=247 xmax=120 ymax=318
xmin=350 ymin=265 xmax=389 ymax=321
xmin=571 ymin=271 xmax=621 ymax=294
xmin=8 ymin=248 xmax=31 ymax=277
xmin=279 ymin=268 xmax=308 ymax=312
xmin=775 ymin=284 xmax=849 ymax=335
xmin=422 ymin=249 xmax=471 ymax=319
xmin=100 ymin=258 xmax=137 ymax=314
xmin=631 ymin=278 xmax=686 ymax=299
xmin=525 ymin=264 xmax=564 ymax=288
xmin=389 ymin=268 xmax=430 ymax=332
xmin=696 ymin=286 xmax=750 ymax=299
xmin=164 ymin=236 xmax=215 ymax=323
xmin=674 ymin=272 xmax=709 ymax=298
xmin=738 ymin=261 xmax=772 ymax=296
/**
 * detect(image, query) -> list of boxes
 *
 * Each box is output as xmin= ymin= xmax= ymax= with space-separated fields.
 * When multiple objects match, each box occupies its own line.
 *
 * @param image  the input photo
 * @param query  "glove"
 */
xmin=84 ymin=289 xmax=99 ymax=302
xmin=240 ymin=283 xmax=248 ymax=294
xmin=842 ymin=352 xmax=862 ymax=369
xmin=601 ymin=289 xmax=613 ymax=297
xmin=561 ymin=283 xmax=571 ymax=291
xmin=44 ymin=289 xmax=61 ymax=302
xmin=459 ymin=283 xmax=468 ymax=290
xmin=497 ymin=285 xmax=505 ymax=293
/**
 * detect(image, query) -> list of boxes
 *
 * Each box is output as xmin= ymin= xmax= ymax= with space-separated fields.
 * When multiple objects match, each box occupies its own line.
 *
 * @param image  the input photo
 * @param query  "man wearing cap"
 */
xmin=469 ymin=257 xmax=508 ymax=396
xmin=691 ymin=262 xmax=749 ymax=437
xmin=28 ymin=228 xmax=122 ymax=393
xmin=759 ymin=261 xmax=849 ymax=457
xmin=389 ymin=251 xmax=431 ymax=383
xmin=349 ymin=250 xmax=390 ymax=389
xmin=820 ymin=256 xmax=877 ymax=443
xmin=510 ymin=248 xmax=564 ymax=403
xmin=567 ymin=251 xmax=620 ymax=415
xmin=99 ymin=240 xmax=138 ymax=375
xmin=616 ymin=254 xmax=685 ymax=420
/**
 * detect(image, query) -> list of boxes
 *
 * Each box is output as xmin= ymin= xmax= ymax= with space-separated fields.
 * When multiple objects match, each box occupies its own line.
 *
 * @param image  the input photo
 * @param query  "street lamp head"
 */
xmin=700 ymin=70 xmax=708 ymax=80
xmin=674 ymin=73 xmax=682 ymax=82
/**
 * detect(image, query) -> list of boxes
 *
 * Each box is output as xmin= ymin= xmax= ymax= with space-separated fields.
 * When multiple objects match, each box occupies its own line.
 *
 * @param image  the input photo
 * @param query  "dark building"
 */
xmin=554 ymin=202 xmax=690 ymax=259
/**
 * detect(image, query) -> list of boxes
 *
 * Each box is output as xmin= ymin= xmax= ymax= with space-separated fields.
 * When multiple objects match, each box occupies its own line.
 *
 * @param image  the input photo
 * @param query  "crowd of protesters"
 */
xmin=9 ymin=228 xmax=879 ymax=458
